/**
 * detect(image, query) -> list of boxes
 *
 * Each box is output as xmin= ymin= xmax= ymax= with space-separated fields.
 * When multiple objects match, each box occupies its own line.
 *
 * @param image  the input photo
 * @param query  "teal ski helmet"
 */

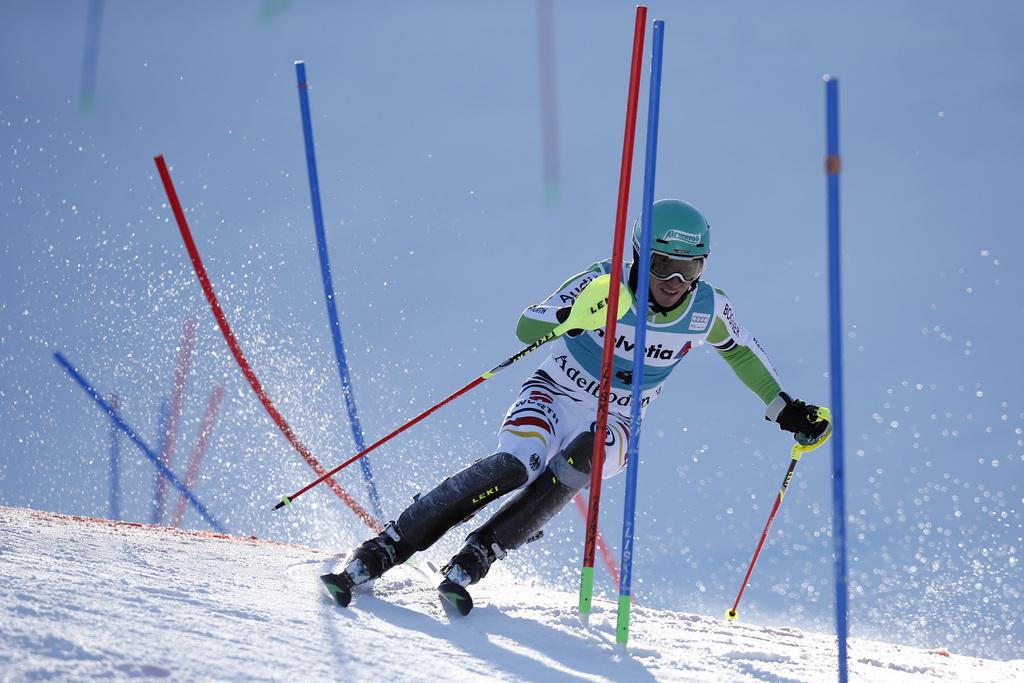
xmin=632 ymin=199 xmax=711 ymax=259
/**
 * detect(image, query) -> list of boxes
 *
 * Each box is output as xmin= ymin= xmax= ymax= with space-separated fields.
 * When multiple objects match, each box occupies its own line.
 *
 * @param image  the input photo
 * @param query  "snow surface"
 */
xmin=1 ymin=507 xmax=1019 ymax=682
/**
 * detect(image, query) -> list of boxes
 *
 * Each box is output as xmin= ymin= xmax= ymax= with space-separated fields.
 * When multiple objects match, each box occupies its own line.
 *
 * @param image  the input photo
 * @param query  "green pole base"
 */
xmin=578 ymin=566 xmax=595 ymax=622
xmin=616 ymin=594 xmax=632 ymax=645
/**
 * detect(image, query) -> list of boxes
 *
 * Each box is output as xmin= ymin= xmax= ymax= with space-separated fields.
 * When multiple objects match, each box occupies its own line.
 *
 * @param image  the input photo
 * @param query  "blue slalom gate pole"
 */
xmin=109 ymin=393 xmax=121 ymax=520
xmin=616 ymin=18 xmax=664 ymax=648
xmin=294 ymin=60 xmax=384 ymax=522
xmin=824 ymin=75 xmax=849 ymax=683
xmin=54 ymin=353 xmax=226 ymax=534
xmin=152 ymin=398 xmax=170 ymax=524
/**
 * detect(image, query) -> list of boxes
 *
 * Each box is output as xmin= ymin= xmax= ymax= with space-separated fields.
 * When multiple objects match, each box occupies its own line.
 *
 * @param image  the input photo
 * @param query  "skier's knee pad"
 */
xmin=470 ymin=431 xmax=595 ymax=554
xmin=550 ymin=431 xmax=593 ymax=488
xmin=395 ymin=452 xmax=528 ymax=552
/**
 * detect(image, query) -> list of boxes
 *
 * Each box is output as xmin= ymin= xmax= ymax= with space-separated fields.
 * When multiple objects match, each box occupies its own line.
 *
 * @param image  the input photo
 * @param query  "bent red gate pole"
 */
xmin=154 ymin=155 xmax=379 ymax=531
xmin=170 ymin=385 xmax=225 ymax=528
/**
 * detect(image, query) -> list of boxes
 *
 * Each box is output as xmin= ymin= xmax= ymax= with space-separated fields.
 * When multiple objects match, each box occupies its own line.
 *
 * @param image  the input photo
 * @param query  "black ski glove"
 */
xmin=765 ymin=392 xmax=829 ymax=443
xmin=555 ymin=306 xmax=584 ymax=337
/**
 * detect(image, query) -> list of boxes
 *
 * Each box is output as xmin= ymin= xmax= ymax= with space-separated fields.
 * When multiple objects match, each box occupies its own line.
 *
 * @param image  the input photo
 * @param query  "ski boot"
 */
xmin=321 ymin=522 xmax=410 ymax=607
xmin=437 ymin=533 xmax=503 ymax=616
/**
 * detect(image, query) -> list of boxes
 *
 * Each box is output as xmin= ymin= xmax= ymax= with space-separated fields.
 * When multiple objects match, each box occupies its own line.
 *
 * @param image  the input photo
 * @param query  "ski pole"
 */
xmin=274 ymin=274 xmax=633 ymax=510
xmin=727 ymin=408 xmax=832 ymax=621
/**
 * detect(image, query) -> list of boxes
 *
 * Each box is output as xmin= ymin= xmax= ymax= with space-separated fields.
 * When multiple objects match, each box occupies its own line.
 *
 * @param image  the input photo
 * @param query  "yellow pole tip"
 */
xmin=726 ymin=609 xmax=738 ymax=621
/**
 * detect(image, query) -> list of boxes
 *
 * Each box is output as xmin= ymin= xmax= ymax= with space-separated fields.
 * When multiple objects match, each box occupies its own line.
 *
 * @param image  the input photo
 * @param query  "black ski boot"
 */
xmin=436 ymin=431 xmax=596 ymax=616
xmin=437 ymin=534 xmax=502 ymax=616
xmin=323 ymin=452 xmax=528 ymax=609
xmin=321 ymin=522 xmax=411 ymax=607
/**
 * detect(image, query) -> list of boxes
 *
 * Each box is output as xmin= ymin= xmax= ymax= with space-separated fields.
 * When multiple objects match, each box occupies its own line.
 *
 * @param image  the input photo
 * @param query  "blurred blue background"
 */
xmin=1 ymin=0 xmax=1021 ymax=660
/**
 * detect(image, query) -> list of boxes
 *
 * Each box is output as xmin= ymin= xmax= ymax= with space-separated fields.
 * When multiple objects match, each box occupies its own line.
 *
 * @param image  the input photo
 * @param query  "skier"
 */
xmin=322 ymin=199 xmax=831 ymax=613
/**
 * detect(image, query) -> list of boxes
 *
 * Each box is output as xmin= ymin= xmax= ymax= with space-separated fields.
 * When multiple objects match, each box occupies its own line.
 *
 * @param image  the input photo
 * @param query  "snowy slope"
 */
xmin=1 ymin=507 xmax=1019 ymax=682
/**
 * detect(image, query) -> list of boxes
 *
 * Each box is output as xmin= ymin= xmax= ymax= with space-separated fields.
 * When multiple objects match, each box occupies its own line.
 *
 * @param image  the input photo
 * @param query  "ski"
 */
xmin=437 ymin=578 xmax=474 ymax=616
xmin=320 ymin=572 xmax=354 ymax=607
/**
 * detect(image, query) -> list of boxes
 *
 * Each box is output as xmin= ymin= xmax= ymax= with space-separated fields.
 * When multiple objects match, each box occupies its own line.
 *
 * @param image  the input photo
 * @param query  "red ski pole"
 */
xmin=274 ymin=275 xmax=632 ymax=510
xmin=728 ymin=409 xmax=832 ymax=620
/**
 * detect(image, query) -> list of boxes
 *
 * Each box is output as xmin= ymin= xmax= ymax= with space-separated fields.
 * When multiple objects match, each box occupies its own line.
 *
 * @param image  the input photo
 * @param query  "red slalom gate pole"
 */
xmin=170 ymin=385 xmax=225 ymax=528
xmin=154 ymin=155 xmax=380 ymax=531
xmin=536 ymin=0 xmax=561 ymax=205
xmin=574 ymin=493 xmax=620 ymax=586
xmin=578 ymin=4 xmax=647 ymax=621
xmin=154 ymin=317 xmax=196 ymax=524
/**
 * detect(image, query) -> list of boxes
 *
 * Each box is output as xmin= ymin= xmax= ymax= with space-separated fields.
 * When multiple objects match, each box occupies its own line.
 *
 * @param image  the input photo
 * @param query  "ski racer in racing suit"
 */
xmin=322 ymin=199 xmax=831 ymax=607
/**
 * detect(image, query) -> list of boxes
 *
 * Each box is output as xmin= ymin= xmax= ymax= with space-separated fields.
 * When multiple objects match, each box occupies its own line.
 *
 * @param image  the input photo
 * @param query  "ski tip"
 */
xmin=437 ymin=579 xmax=473 ymax=616
xmin=726 ymin=609 xmax=739 ymax=621
xmin=320 ymin=573 xmax=353 ymax=607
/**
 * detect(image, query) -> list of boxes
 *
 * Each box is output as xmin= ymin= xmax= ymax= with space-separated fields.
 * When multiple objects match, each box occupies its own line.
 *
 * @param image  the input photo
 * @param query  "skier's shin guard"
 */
xmin=454 ymin=431 xmax=595 ymax=583
xmin=394 ymin=452 xmax=529 ymax=553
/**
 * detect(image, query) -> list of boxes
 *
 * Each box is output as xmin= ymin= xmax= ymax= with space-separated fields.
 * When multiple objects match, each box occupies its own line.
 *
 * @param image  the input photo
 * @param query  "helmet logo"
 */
xmin=663 ymin=229 xmax=701 ymax=244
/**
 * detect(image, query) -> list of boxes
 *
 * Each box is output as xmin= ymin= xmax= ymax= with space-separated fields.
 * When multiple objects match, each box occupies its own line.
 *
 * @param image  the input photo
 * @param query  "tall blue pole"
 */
xmin=294 ymin=60 xmax=384 ymax=522
xmin=616 ymin=18 xmax=664 ymax=648
xmin=825 ymin=75 xmax=849 ymax=683
xmin=54 ymin=353 xmax=226 ymax=534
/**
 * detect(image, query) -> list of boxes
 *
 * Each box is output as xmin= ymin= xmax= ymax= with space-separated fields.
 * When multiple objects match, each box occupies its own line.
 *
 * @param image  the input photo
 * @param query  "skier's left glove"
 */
xmin=765 ymin=392 xmax=829 ymax=445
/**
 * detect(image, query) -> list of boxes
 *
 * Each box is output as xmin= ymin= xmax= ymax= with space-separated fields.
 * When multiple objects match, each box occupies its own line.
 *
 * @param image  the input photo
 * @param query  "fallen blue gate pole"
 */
xmin=54 ymin=352 xmax=226 ymax=534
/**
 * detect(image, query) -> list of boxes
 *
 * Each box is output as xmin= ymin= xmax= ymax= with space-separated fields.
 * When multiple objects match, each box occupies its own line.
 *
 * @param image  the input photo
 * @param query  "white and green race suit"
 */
xmin=496 ymin=259 xmax=782 ymax=485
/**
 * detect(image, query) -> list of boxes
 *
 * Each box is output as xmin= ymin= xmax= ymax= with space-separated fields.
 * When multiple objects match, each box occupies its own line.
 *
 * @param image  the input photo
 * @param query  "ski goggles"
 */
xmin=650 ymin=253 xmax=704 ymax=282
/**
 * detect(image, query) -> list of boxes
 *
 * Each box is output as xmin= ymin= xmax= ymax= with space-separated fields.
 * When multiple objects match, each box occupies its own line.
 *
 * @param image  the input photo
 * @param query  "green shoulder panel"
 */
xmin=706 ymin=288 xmax=730 ymax=344
xmin=706 ymin=316 xmax=730 ymax=346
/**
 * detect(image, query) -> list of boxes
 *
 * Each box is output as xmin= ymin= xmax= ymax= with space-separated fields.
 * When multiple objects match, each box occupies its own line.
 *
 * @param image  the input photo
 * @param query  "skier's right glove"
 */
xmin=555 ymin=306 xmax=584 ymax=337
xmin=765 ymin=392 xmax=830 ymax=444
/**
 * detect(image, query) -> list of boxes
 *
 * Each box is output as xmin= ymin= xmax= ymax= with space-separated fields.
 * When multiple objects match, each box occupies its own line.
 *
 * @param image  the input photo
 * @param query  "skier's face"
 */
xmin=650 ymin=276 xmax=689 ymax=308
